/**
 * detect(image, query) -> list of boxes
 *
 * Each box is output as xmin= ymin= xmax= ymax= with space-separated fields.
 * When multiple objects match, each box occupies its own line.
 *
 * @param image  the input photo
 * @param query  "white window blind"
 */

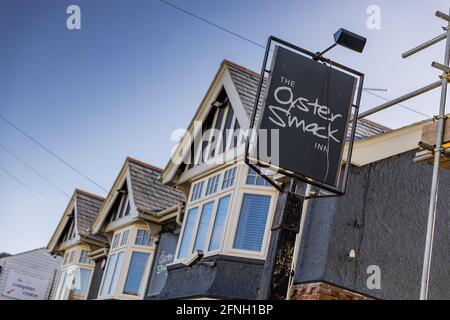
xmin=233 ymin=194 xmax=271 ymax=251
xmin=123 ymin=252 xmax=150 ymax=295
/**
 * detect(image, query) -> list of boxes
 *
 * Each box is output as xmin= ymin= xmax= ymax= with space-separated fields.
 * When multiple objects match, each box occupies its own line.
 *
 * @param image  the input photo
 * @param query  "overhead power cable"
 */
xmin=0 ymin=143 xmax=70 ymax=198
xmin=158 ymin=0 xmax=266 ymax=49
xmin=0 ymin=164 xmax=33 ymax=192
xmin=363 ymin=90 xmax=431 ymax=119
xmin=158 ymin=1 xmax=431 ymax=120
xmin=0 ymin=114 xmax=107 ymax=192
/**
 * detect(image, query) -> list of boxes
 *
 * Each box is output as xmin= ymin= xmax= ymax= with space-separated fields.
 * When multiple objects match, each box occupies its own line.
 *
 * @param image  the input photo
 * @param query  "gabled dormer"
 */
xmin=162 ymin=61 xmax=256 ymax=188
xmin=47 ymin=189 xmax=106 ymax=300
xmin=92 ymin=157 xmax=185 ymax=236
xmin=48 ymin=189 xmax=106 ymax=256
xmin=90 ymin=157 xmax=184 ymax=300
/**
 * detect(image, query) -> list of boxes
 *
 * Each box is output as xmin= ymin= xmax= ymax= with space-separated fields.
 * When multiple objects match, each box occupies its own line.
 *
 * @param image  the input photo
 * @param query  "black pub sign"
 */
xmin=255 ymin=45 xmax=357 ymax=187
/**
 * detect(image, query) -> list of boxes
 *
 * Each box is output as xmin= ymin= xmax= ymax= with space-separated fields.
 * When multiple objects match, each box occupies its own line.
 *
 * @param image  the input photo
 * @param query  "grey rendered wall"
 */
xmin=295 ymin=150 xmax=450 ymax=300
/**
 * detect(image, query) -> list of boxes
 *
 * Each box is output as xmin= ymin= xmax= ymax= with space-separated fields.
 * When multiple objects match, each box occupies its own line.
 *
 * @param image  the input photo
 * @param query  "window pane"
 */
xmin=209 ymin=196 xmax=230 ymax=251
xmin=256 ymin=176 xmax=266 ymax=186
xmin=222 ymin=167 xmax=236 ymax=189
xmin=234 ymin=194 xmax=271 ymax=251
xmin=123 ymin=252 xmax=150 ymax=295
xmin=68 ymin=251 xmax=75 ymax=264
xmin=143 ymin=231 xmax=150 ymax=246
xmin=177 ymin=207 xmax=198 ymax=259
xmin=121 ymin=230 xmax=129 ymax=247
xmin=135 ymin=230 xmax=143 ymax=245
xmin=246 ymin=175 xmax=256 ymax=185
xmin=79 ymin=250 xmax=89 ymax=264
xmin=222 ymin=107 xmax=234 ymax=152
xmin=246 ymin=168 xmax=269 ymax=186
xmin=62 ymin=253 xmax=69 ymax=265
xmin=73 ymin=268 xmax=92 ymax=296
xmin=191 ymin=181 xmax=204 ymax=201
xmin=109 ymin=252 xmax=124 ymax=295
xmin=100 ymin=253 xmax=117 ymax=296
xmin=112 ymin=233 xmax=121 ymax=249
xmin=123 ymin=201 xmax=131 ymax=216
xmin=205 ymin=175 xmax=219 ymax=196
xmin=193 ymin=202 xmax=213 ymax=252
xmin=55 ymin=270 xmax=67 ymax=300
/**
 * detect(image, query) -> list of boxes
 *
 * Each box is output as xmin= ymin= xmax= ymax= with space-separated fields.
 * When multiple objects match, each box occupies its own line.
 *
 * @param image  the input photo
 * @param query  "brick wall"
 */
xmin=291 ymin=282 xmax=373 ymax=300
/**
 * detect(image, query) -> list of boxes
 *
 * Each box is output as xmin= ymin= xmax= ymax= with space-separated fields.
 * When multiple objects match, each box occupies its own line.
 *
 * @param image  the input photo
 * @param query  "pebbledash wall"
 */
xmin=294 ymin=149 xmax=450 ymax=300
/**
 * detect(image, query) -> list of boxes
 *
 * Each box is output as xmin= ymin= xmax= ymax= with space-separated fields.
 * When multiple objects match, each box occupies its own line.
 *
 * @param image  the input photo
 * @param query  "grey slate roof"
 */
xmin=74 ymin=190 xmax=107 ymax=242
xmin=0 ymin=252 xmax=11 ymax=258
xmin=127 ymin=158 xmax=185 ymax=215
xmin=225 ymin=60 xmax=390 ymax=140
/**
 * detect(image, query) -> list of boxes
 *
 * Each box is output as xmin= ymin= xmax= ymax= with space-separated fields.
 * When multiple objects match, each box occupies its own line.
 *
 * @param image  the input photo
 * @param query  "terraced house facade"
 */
xmin=47 ymin=59 xmax=450 ymax=300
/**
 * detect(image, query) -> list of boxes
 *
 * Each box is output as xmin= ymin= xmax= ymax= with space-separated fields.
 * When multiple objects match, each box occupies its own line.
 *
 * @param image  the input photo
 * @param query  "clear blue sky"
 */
xmin=0 ymin=0 xmax=449 ymax=254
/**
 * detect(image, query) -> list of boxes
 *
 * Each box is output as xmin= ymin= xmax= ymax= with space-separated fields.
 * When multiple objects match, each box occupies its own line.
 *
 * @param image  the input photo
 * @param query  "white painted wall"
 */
xmin=0 ymin=248 xmax=61 ymax=300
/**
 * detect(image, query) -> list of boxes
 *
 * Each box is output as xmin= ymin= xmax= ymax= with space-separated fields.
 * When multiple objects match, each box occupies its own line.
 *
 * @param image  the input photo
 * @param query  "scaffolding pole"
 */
xmin=352 ymin=9 xmax=450 ymax=300
xmin=420 ymin=13 xmax=450 ymax=300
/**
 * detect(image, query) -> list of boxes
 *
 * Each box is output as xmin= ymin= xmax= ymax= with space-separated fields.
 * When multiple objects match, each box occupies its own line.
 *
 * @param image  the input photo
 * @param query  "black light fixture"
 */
xmin=334 ymin=28 xmax=367 ymax=53
xmin=313 ymin=28 xmax=367 ymax=60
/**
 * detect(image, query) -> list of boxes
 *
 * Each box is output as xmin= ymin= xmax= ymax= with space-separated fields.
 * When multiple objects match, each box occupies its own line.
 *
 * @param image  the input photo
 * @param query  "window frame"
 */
xmin=55 ymin=246 xmax=95 ymax=300
xmin=79 ymin=249 xmax=93 ymax=265
xmin=97 ymin=225 xmax=155 ymax=300
xmin=122 ymin=251 xmax=151 ymax=296
xmin=225 ymin=187 xmax=277 ymax=258
xmin=134 ymin=229 xmax=153 ymax=247
xmin=175 ymin=166 xmax=239 ymax=261
xmin=174 ymin=164 xmax=278 ymax=264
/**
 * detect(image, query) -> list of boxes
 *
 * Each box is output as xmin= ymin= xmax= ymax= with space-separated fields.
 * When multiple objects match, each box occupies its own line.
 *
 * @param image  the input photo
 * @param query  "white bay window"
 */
xmin=175 ymin=164 xmax=277 ymax=262
xmin=98 ymin=225 xmax=155 ymax=299
xmin=54 ymin=246 xmax=95 ymax=300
